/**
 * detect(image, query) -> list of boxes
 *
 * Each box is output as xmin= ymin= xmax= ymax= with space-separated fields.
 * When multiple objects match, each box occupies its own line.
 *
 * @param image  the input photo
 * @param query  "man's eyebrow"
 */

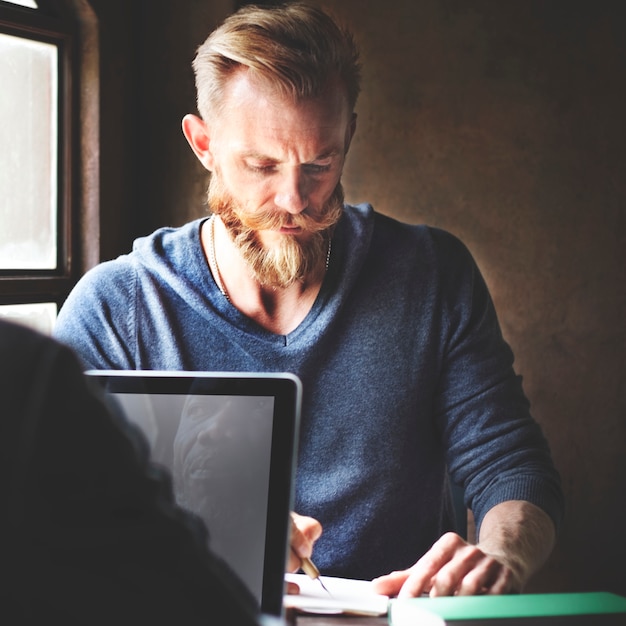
xmin=241 ymin=151 xmax=274 ymax=161
xmin=241 ymin=149 xmax=341 ymax=163
xmin=310 ymin=149 xmax=341 ymax=161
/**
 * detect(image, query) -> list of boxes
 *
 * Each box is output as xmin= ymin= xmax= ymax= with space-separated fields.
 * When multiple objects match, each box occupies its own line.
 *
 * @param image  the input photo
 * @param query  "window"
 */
xmin=0 ymin=0 xmax=77 ymax=334
xmin=0 ymin=30 xmax=58 ymax=272
xmin=7 ymin=1 xmax=38 ymax=8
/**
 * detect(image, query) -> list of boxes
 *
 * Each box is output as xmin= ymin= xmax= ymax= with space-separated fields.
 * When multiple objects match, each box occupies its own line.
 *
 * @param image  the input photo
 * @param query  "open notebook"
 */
xmin=284 ymin=573 xmax=390 ymax=617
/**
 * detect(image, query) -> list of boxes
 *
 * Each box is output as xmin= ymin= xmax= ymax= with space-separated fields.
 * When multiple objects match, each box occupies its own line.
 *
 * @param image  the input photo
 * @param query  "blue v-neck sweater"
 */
xmin=55 ymin=204 xmax=563 ymax=580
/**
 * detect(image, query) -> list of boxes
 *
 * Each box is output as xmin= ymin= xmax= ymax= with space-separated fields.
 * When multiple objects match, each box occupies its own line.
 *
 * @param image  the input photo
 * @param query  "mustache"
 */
xmin=208 ymin=171 xmax=345 ymax=235
xmin=230 ymin=186 xmax=344 ymax=234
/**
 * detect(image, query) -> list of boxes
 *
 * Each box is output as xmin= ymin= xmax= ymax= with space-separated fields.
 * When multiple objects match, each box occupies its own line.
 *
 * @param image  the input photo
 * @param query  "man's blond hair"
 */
xmin=192 ymin=2 xmax=361 ymax=120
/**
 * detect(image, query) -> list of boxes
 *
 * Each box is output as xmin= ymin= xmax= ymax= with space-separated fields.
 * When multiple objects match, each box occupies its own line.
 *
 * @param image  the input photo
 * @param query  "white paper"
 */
xmin=283 ymin=573 xmax=389 ymax=616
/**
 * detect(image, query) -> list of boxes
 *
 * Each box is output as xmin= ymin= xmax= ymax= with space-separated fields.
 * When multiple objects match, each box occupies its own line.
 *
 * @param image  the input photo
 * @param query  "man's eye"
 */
xmin=247 ymin=163 xmax=276 ymax=173
xmin=304 ymin=163 xmax=332 ymax=174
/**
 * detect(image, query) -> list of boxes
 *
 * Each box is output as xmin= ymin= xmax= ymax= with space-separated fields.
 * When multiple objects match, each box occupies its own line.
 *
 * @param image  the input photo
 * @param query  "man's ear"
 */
xmin=182 ymin=114 xmax=214 ymax=171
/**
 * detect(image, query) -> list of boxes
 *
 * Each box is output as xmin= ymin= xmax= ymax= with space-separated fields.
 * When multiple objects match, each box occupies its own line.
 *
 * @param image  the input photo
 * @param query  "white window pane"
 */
xmin=0 ymin=32 xmax=57 ymax=269
xmin=3 ymin=1 xmax=38 ymax=8
xmin=0 ymin=302 xmax=57 ymax=335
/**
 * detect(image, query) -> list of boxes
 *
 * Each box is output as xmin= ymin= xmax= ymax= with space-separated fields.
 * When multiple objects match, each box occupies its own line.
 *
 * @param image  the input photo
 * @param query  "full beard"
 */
xmin=207 ymin=173 xmax=344 ymax=289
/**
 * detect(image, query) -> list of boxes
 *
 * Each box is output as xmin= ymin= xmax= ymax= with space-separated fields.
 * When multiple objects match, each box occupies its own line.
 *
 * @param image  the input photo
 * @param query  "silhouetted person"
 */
xmin=1 ymin=319 xmax=260 ymax=625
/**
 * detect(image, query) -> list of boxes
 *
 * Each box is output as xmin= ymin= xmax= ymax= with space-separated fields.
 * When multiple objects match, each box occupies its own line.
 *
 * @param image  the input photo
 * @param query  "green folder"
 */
xmin=388 ymin=592 xmax=626 ymax=623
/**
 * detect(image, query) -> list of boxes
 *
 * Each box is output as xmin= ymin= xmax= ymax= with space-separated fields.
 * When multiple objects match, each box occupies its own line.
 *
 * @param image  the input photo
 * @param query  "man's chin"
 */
xmin=235 ymin=229 xmax=328 ymax=288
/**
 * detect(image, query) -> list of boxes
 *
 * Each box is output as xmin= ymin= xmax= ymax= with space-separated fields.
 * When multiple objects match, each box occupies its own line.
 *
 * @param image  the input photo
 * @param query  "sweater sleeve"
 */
xmin=430 ymin=230 xmax=564 ymax=534
xmin=54 ymin=259 xmax=138 ymax=370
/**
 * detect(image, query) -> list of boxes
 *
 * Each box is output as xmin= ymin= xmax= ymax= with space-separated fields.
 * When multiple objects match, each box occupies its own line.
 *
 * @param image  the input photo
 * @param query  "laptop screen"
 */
xmin=86 ymin=370 xmax=301 ymax=617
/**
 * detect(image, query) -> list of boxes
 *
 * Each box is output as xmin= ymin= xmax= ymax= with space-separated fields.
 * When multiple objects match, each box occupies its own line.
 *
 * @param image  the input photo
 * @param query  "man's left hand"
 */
xmin=371 ymin=531 xmax=521 ymax=598
xmin=372 ymin=501 xmax=556 ymax=598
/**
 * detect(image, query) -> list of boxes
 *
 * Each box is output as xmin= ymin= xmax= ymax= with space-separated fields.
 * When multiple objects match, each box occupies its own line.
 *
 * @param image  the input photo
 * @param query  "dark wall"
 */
xmin=95 ymin=0 xmax=626 ymax=595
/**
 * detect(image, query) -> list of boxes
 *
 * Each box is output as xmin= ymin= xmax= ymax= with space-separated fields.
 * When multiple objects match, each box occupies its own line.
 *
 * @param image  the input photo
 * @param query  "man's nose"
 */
xmin=197 ymin=422 xmax=220 ymax=445
xmin=274 ymin=169 xmax=308 ymax=214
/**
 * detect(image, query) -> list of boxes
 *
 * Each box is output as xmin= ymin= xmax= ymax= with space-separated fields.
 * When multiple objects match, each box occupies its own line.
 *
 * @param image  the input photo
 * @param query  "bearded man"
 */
xmin=55 ymin=2 xmax=563 ymax=600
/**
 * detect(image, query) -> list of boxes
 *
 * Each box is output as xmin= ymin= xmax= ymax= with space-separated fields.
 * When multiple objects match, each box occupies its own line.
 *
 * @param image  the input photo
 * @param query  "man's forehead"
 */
xmin=221 ymin=67 xmax=351 ymax=119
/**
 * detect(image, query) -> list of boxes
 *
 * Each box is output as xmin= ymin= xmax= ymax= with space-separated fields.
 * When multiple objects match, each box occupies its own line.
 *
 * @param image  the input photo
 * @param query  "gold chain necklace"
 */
xmin=208 ymin=214 xmax=231 ymax=301
xmin=207 ymin=214 xmax=332 ymax=302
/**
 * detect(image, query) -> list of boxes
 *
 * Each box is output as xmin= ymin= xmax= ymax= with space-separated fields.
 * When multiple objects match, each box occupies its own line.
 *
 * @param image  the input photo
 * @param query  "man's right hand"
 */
xmin=288 ymin=512 xmax=322 ymax=572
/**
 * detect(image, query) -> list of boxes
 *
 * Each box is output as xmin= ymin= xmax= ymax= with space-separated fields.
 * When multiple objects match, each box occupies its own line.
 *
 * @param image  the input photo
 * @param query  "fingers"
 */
xmin=371 ymin=533 xmax=465 ymax=598
xmin=285 ymin=581 xmax=301 ymax=595
xmin=427 ymin=545 xmax=493 ymax=597
xmin=290 ymin=512 xmax=323 ymax=557
xmin=288 ymin=512 xmax=323 ymax=572
xmin=455 ymin=554 xmax=503 ymax=595
xmin=373 ymin=532 xmax=519 ymax=599
xmin=398 ymin=532 xmax=466 ymax=598
xmin=371 ymin=569 xmax=412 ymax=596
xmin=287 ymin=550 xmax=302 ymax=573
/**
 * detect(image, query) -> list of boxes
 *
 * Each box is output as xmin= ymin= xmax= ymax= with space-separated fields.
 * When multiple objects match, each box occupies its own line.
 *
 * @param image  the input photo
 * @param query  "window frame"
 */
xmin=0 ymin=0 xmax=77 ymax=312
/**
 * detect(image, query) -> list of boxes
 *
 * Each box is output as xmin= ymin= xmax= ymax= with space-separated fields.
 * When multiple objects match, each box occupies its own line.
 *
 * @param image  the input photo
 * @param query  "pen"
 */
xmin=300 ymin=556 xmax=331 ymax=595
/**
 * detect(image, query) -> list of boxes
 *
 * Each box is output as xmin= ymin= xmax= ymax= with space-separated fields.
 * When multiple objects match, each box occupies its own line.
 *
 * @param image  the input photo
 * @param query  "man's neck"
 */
xmin=200 ymin=217 xmax=324 ymax=335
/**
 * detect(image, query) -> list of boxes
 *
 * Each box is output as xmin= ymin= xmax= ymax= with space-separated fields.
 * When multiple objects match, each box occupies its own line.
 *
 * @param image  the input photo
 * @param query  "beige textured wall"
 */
xmin=97 ymin=0 xmax=625 ymax=595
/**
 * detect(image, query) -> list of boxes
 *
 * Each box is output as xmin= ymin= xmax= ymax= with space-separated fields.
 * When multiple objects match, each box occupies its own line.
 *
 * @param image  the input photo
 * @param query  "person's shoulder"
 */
xmin=361 ymin=206 xmax=473 ymax=258
xmin=342 ymin=202 xmax=430 ymax=244
xmin=79 ymin=220 xmax=204 ymax=288
xmin=425 ymin=225 xmax=475 ymax=260
xmin=0 ymin=320 xmax=74 ymax=389
xmin=82 ymin=219 xmax=204 ymax=282
xmin=132 ymin=219 xmax=204 ymax=259
xmin=0 ymin=319 xmax=50 ymax=359
xmin=53 ymin=255 xmax=139 ymax=348
xmin=68 ymin=254 xmax=139 ymax=301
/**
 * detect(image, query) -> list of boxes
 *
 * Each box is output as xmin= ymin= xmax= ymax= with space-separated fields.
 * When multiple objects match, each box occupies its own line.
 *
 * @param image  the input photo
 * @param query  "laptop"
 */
xmin=86 ymin=370 xmax=302 ymax=617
